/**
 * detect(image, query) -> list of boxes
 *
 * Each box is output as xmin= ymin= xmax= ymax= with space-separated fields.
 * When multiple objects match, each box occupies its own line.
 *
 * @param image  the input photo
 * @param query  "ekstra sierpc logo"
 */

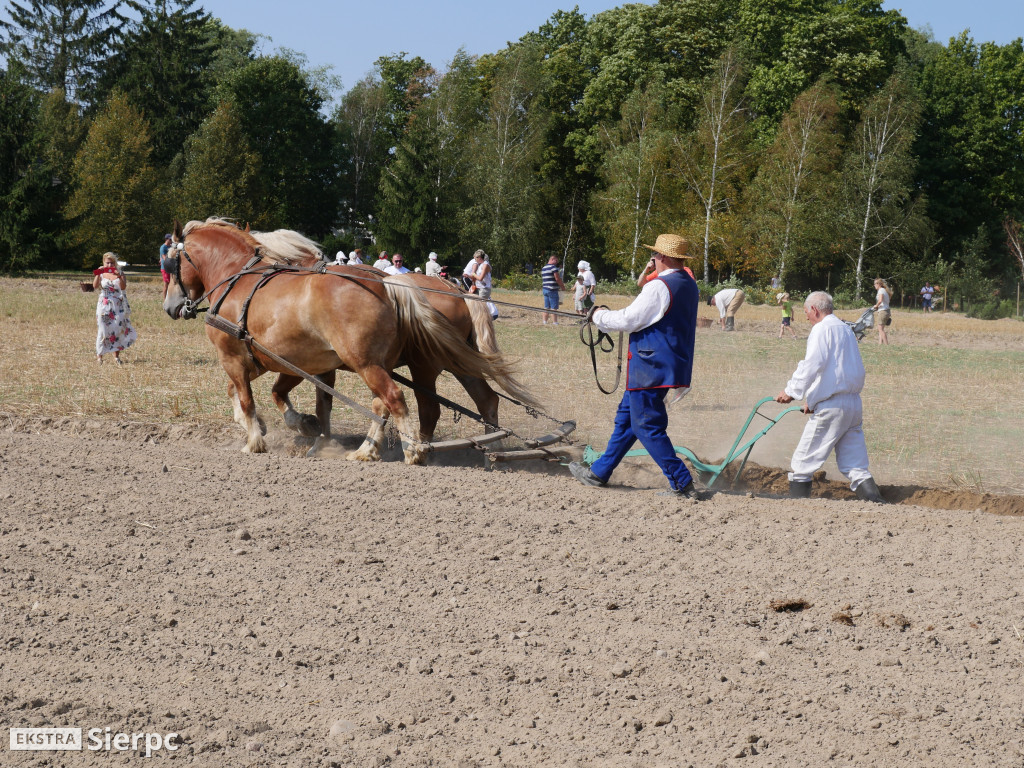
xmin=10 ymin=727 xmax=180 ymax=756
xmin=9 ymin=728 xmax=82 ymax=751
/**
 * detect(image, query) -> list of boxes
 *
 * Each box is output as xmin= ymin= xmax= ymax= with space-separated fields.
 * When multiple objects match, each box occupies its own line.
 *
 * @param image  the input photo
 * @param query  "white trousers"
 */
xmin=788 ymin=393 xmax=872 ymax=489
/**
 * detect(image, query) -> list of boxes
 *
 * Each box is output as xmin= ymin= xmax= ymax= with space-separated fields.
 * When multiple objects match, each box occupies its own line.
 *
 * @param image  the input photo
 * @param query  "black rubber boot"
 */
xmin=789 ymin=480 xmax=811 ymax=498
xmin=725 ymin=316 xmax=735 ymax=331
xmin=854 ymin=477 xmax=886 ymax=504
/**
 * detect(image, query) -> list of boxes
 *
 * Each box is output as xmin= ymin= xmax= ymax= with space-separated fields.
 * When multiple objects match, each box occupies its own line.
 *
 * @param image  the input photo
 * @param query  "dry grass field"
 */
xmin=2 ymin=273 xmax=1023 ymax=495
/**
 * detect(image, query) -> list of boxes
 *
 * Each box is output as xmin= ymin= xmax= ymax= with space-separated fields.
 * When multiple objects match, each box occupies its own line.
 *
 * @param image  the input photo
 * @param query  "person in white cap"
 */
xmin=333 ymin=250 xmax=347 ymax=265
xmin=577 ymin=260 xmax=596 ymax=309
xmin=348 ymin=248 xmax=364 ymax=265
xmin=425 ymin=251 xmax=442 ymax=277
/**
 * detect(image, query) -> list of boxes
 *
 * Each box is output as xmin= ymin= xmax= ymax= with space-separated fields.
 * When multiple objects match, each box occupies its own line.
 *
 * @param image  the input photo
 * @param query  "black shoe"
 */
xmin=854 ymin=477 xmax=886 ymax=504
xmin=569 ymin=461 xmax=605 ymax=488
xmin=658 ymin=482 xmax=712 ymax=501
xmin=789 ymin=480 xmax=812 ymax=498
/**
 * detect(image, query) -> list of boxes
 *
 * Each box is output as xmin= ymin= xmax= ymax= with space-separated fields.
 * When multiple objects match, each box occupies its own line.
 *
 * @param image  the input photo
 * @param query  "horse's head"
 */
xmin=163 ymin=218 xmax=207 ymax=320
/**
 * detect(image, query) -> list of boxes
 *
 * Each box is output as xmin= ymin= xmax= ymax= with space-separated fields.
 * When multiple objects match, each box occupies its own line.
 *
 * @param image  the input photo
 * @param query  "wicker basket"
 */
xmin=80 ymin=282 xmax=94 ymax=292
xmin=697 ymin=317 xmax=713 ymax=329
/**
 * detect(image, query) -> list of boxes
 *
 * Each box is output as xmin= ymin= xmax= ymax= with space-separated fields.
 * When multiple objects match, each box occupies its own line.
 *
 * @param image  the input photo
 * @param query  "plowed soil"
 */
xmin=2 ymin=418 xmax=1023 ymax=766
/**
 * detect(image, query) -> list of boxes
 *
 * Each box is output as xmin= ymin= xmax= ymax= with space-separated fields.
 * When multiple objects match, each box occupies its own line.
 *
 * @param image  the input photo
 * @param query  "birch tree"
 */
xmin=592 ymin=80 xmax=673 ymax=278
xmin=841 ymin=72 xmax=921 ymax=298
xmin=459 ymin=44 xmax=548 ymax=273
xmin=749 ymin=82 xmax=840 ymax=282
xmin=675 ymin=49 xmax=747 ymax=281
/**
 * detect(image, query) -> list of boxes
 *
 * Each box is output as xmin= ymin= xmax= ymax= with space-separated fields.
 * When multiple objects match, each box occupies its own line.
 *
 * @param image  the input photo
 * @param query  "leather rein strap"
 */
xmin=578 ymin=305 xmax=623 ymax=395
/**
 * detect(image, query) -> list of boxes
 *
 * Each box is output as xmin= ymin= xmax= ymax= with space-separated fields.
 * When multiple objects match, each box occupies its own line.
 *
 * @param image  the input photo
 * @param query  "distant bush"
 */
xmin=967 ymin=299 xmax=1016 ymax=320
xmin=494 ymin=272 xmax=541 ymax=291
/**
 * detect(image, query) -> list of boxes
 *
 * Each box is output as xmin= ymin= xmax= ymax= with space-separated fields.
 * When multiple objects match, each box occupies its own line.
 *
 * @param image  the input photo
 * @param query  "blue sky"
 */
xmin=196 ymin=0 xmax=1020 ymax=95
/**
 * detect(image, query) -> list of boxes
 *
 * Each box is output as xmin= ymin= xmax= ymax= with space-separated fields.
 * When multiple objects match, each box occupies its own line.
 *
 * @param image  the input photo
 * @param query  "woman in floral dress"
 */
xmin=93 ymin=252 xmax=137 ymax=364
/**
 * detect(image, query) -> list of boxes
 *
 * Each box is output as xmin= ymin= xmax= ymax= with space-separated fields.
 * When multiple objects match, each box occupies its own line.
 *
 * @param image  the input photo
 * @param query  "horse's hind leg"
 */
xmin=348 ymin=365 xmax=423 ymax=465
xmin=307 ymin=370 xmax=336 ymax=457
xmin=409 ymin=362 xmax=442 ymax=445
xmin=271 ymin=373 xmax=320 ymax=437
xmin=456 ymin=374 xmax=500 ymax=432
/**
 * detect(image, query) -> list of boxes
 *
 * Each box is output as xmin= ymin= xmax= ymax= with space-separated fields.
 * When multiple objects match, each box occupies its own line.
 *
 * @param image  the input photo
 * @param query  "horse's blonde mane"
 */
xmin=184 ymin=217 xmax=323 ymax=265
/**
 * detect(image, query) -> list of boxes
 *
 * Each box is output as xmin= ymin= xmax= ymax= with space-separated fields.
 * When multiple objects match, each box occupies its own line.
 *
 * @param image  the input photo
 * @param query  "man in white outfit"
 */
xmin=775 ymin=290 xmax=886 ymax=503
xmin=425 ymin=251 xmax=442 ymax=277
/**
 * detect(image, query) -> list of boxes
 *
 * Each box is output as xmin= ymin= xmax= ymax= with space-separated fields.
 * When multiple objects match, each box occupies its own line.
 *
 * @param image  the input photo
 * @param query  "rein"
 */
xmin=578 ymin=305 xmax=623 ymax=395
xmin=172 ymin=239 xmax=622 ymax=395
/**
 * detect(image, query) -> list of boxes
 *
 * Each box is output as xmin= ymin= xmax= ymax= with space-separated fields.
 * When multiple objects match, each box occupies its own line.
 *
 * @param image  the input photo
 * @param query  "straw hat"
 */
xmin=643 ymin=234 xmax=692 ymax=259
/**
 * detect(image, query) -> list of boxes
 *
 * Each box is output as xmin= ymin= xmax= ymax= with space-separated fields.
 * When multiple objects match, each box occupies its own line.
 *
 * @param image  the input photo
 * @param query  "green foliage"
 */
xmin=65 ymin=90 xmax=167 ymax=265
xmin=92 ymin=0 xmax=217 ymax=165
xmin=0 ymin=0 xmax=123 ymax=100
xmin=216 ymin=56 xmax=339 ymax=236
xmin=375 ymin=50 xmax=479 ymax=261
xmin=494 ymin=272 xmax=542 ymax=292
xmin=457 ymin=43 xmax=548 ymax=274
xmin=967 ymin=299 xmax=1015 ymax=320
xmin=590 ymin=79 xmax=676 ymax=278
xmin=175 ymin=101 xmax=264 ymax=225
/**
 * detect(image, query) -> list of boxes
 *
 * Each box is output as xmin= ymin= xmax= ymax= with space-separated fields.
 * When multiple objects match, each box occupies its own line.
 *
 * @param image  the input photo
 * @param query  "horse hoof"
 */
xmin=298 ymin=415 xmax=321 ymax=438
xmin=345 ymin=448 xmax=379 ymax=462
xmin=306 ymin=436 xmax=332 ymax=457
xmin=243 ymin=437 xmax=267 ymax=454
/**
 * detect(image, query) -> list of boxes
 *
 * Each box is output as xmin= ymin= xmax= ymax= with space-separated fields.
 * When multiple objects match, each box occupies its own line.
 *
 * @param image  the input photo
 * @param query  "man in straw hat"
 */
xmin=568 ymin=233 xmax=710 ymax=500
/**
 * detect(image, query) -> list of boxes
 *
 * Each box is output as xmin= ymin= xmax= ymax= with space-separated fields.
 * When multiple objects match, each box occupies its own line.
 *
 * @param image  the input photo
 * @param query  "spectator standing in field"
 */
xmin=159 ymin=234 xmax=174 ymax=299
xmin=464 ymin=249 xmax=492 ymax=299
xmin=93 ymin=252 xmax=136 ymax=365
xmin=577 ymin=261 xmax=596 ymax=308
xmin=775 ymin=291 xmax=885 ymax=503
xmin=348 ymin=249 xmax=364 ymax=265
xmin=333 ymin=250 xmax=347 ymax=265
xmin=777 ymin=292 xmax=798 ymax=339
xmin=425 ymin=252 xmax=442 ymax=277
xmin=872 ymin=277 xmax=891 ymax=345
xmin=920 ymin=282 xmax=935 ymax=312
xmin=567 ymin=234 xmax=707 ymax=499
xmin=541 ymin=254 xmax=565 ymax=324
xmin=372 ymin=252 xmax=390 ymax=270
xmin=384 ymin=253 xmax=410 ymax=275
xmin=713 ymin=286 xmax=746 ymax=331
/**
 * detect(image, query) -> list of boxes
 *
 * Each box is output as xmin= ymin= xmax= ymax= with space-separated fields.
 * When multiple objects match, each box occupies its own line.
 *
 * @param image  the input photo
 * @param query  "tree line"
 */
xmin=1 ymin=0 xmax=1022 ymax=307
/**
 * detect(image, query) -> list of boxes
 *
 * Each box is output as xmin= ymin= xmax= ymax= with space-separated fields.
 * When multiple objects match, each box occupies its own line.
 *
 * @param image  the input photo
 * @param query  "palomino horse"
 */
xmin=163 ymin=218 xmax=535 ymax=463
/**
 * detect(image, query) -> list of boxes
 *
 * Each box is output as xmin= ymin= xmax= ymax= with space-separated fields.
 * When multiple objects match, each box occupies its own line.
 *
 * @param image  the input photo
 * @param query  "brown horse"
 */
xmin=163 ymin=218 xmax=535 ymax=463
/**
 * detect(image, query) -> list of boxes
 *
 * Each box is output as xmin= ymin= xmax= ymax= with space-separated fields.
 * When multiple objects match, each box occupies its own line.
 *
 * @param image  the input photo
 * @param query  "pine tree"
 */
xmin=0 ymin=0 xmax=124 ymax=101
xmin=93 ymin=0 xmax=217 ymax=164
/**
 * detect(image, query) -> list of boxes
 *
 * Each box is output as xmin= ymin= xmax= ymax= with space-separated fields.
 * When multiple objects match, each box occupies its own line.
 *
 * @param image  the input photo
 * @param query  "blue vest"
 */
xmin=626 ymin=270 xmax=698 ymax=390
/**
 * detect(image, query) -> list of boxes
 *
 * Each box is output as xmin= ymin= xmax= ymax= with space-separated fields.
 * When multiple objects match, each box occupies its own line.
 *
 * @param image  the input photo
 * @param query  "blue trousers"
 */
xmin=590 ymin=388 xmax=693 ymax=491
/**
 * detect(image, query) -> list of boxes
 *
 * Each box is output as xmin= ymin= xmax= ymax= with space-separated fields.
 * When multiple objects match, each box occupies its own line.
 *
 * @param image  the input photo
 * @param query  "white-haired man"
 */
xmin=775 ymin=291 xmax=885 ymax=503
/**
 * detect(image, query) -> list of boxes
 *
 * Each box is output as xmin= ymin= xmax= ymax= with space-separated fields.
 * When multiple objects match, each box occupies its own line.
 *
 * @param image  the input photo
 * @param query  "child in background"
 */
xmin=778 ymin=292 xmax=798 ymax=339
xmin=574 ymin=274 xmax=588 ymax=315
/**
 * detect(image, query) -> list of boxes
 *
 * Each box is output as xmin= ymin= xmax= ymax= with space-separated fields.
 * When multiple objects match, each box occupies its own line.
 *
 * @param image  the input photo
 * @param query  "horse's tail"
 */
xmin=384 ymin=276 xmax=540 ymax=409
xmin=465 ymin=293 xmax=499 ymax=356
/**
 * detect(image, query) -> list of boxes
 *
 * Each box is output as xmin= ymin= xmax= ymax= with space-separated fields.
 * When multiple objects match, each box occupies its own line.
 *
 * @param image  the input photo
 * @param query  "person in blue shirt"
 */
xmin=568 ymin=233 xmax=708 ymax=499
xmin=540 ymin=254 xmax=565 ymax=324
